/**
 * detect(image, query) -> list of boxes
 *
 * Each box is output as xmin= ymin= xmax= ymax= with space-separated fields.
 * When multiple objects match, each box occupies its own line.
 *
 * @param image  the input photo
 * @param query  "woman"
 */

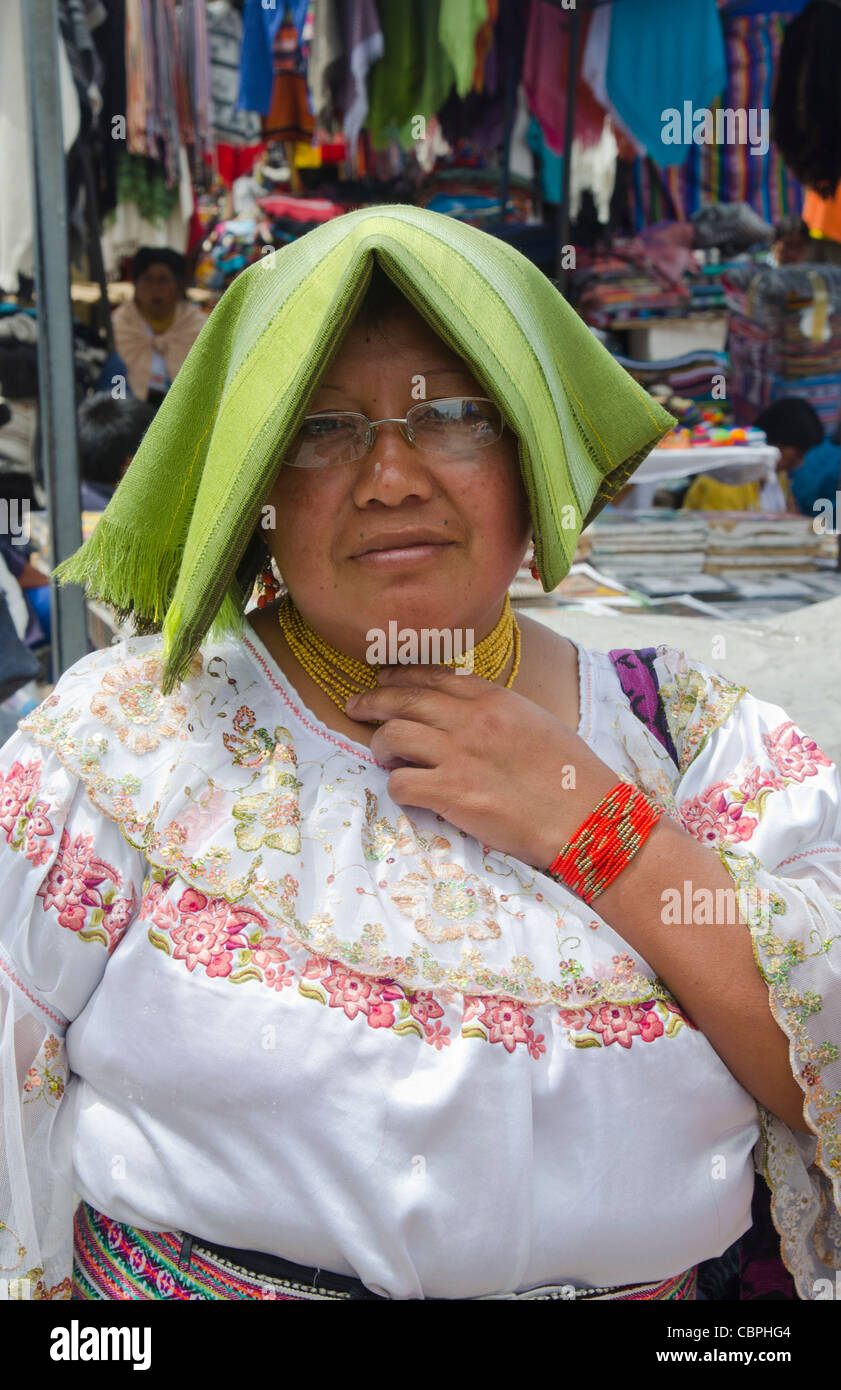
xmin=112 ymin=247 xmax=206 ymax=404
xmin=1 ymin=207 xmax=839 ymax=1301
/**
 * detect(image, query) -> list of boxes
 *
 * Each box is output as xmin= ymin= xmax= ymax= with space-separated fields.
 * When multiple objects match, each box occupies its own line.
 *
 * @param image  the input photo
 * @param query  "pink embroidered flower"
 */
xmin=425 ymin=1020 xmax=451 ymax=1050
xmin=637 ymin=1009 xmax=664 ymax=1043
xmin=177 ymin=887 xmax=209 ymax=915
xmin=462 ymin=995 xmax=484 ymax=1023
xmin=479 ymin=999 xmax=534 ymax=1053
xmin=367 ymin=996 xmax=397 ymax=1029
xmin=23 ymin=802 xmax=54 ymax=865
xmin=527 ymin=1029 xmax=547 ymax=1059
xmin=251 ymin=936 xmax=290 ymax=971
xmin=409 ymin=991 xmax=444 ymax=1028
xmin=558 ymin=1007 xmax=589 ymax=1031
xmin=263 ymin=964 xmax=295 ymax=991
xmin=105 ymin=894 xmax=136 ymax=951
xmin=737 ymin=765 xmax=785 ymax=803
xmin=170 ymin=918 xmax=239 ymax=976
xmin=586 ymin=1004 xmax=643 ymax=1049
xmin=679 ymin=781 xmax=758 ymax=847
xmin=761 ymin=722 xmax=833 ymax=783
xmin=323 ymin=968 xmax=375 ymax=1021
xmin=303 ymin=954 xmax=331 ymax=980
xmin=37 ymin=830 xmax=120 ymax=931
xmin=0 ymin=758 xmax=42 ymax=836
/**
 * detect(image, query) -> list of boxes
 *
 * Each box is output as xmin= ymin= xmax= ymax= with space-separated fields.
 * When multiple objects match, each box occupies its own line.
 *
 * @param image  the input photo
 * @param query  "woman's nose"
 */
xmin=351 ymin=422 xmax=435 ymax=507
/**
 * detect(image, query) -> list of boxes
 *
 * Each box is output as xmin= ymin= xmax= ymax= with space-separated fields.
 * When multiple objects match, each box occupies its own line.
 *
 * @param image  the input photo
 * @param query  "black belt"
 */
xmin=179 ymin=1232 xmax=388 ymax=1300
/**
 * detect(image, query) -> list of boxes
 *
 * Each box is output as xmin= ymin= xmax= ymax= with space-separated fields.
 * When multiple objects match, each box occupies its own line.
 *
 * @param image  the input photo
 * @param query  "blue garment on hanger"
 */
xmin=238 ymin=0 xmax=310 ymax=116
xmin=527 ymin=118 xmax=563 ymax=204
xmin=606 ymin=0 xmax=726 ymax=167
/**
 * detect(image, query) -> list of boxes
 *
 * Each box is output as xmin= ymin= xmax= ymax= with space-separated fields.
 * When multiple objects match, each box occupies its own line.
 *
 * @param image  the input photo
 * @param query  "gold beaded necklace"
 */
xmin=277 ymin=592 xmax=520 ymax=716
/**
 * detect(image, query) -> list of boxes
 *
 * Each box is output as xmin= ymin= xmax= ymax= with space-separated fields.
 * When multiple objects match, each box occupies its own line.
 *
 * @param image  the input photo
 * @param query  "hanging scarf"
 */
xmin=54 ymin=204 xmax=674 ymax=693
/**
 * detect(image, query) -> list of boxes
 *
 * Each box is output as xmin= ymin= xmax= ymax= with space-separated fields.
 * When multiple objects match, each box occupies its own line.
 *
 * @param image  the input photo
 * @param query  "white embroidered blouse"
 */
xmin=1 ymin=628 xmax=839 ymax=1300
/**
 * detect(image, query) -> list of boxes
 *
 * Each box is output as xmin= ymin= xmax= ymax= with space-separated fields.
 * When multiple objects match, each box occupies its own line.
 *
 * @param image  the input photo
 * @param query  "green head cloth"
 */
xmin=55 ymin=204 xmax=674 ymax=693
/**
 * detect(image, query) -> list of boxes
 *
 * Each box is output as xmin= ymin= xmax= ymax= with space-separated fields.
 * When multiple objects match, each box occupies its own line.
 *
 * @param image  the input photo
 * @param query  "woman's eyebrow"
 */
xmin=319 ymin=367 xmax=472 ymax=392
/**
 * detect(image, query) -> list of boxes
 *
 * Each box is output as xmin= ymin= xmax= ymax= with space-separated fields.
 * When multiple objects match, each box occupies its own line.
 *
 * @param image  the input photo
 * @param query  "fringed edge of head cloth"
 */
xmin=54 ymin=205 xmax=675 ymax=692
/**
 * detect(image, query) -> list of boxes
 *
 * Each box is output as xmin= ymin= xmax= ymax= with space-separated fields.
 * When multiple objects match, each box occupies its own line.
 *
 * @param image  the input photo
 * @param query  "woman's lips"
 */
xmin=353 ymin=542 xmax=454 ymax=568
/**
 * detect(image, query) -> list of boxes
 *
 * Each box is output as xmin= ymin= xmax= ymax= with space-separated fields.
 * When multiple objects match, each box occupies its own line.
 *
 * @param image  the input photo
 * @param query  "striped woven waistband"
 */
xmin=72 ymin=1203 xmax=697 ymax=1302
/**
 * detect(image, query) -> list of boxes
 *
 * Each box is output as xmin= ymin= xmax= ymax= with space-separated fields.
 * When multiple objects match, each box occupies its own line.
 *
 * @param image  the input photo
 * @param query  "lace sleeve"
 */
xmin=656 ymin=646 xmax=841 ymax=1299
xmin=0 ymin=727 xmax=146 ymax=1300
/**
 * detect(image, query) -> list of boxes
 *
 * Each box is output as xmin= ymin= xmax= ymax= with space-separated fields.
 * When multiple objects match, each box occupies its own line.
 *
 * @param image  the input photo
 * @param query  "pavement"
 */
xmin=525 ymin=593 xmax=841 ymax=765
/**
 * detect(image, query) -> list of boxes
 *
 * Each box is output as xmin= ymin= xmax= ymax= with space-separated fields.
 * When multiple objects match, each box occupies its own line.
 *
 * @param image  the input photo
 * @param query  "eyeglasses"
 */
xmin=284 ymin=396 xmax=505 ymax=469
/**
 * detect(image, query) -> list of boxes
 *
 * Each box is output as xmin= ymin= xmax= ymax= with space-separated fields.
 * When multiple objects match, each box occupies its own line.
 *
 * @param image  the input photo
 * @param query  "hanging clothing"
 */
xmin=438 ymin=0 xmax=488 ymax=100
xmin=0 ymin=0 xmax=80 ymax=293
xmin=6 ymin=626 xmax=841 ymax=1298
xmin=206 ymin=1 xmax=262 ymax=145
xmin=771 ymin=0 xmax=841 ymax=200
xmin=307 ymin=0 xmax=344 ymax=131
xmin=261 ymin=14 xmax=314 ymax=144
xmin=337 ymin=0 xmax=384 ymax=153
xmin=523 ymin=1 xmax=606 ymax=156
xmin=580 ymin=1 xmax=645 ymax=158
xmin=237 ymin=0 xmax=309 ymax=118
xmin=622 ymin=11 xmax=803 ymax=232
xmin=606 ymin=0 xmax=727 ymax=167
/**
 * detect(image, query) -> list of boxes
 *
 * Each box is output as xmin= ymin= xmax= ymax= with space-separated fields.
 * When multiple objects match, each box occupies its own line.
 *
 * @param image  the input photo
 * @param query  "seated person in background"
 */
xmin=77 ymin=394 xmax=157 ymax=511
xmin=112 ymin=248 xmax=207 ymax=405
xmin=770 ymin=215 xmax=812 ymax=267
xmin=682 ymin=397 xmax=824 ymax=513
xmin=789 ymin=419 xmax=841 ymax=520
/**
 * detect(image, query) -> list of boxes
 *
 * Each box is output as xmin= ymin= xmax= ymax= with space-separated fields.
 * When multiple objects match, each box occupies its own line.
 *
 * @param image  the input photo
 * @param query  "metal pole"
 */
xmin=22 ymin=0 xmax=88 ymax=678
xmin=556 ymin=3 xmax=583 ymax=293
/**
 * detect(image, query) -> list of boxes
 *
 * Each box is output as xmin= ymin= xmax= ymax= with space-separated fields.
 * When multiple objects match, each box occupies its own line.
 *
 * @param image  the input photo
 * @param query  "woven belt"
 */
xmin=180 ymin=1233 xmax=386 ymax=1300
xmin=180 ymin=1233 xmax=695 ymax=1301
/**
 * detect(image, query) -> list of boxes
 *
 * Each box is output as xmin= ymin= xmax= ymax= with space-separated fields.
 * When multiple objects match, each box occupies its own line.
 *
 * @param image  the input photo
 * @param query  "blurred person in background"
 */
xmin=113 ymin=248 xmax=206 ymax=405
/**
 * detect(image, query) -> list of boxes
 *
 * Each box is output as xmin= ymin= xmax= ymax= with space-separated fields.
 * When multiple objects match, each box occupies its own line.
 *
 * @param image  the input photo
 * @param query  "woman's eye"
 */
xmin=303 ymin=416 xmax=347 ymax=437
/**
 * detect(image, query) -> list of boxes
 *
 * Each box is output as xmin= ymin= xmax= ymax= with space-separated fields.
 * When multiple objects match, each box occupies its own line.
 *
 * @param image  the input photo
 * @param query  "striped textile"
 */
xmin=72 ymin=1203 xmax=697 ymax=1302
xmin=625 ymin=12 xmax=804 ymax=230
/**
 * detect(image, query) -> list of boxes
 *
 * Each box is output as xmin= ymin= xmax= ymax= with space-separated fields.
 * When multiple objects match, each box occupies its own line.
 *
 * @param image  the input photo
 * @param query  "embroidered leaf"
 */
xmin=665 ymin=1013 xmax=684 ymax=1037
xmin=89 ymin=908 xmax=104 ymax=928
xmin=77 ymin=926 xmax=109 ymax=948
xmin=147 ymin=927 xmax=172 ymax=956
xmin=229 ymin=966 xmax=263 ymax=984
xmin=394 ymin=1018 xmax=424 ymax=1039
xmin=572 ymin=1035 xmax=601 ymax=1049
xmin=298 ymin=980 xmax=327 ymax=1004
xmin=461 ymin=1026 xmax=487 ymax=1041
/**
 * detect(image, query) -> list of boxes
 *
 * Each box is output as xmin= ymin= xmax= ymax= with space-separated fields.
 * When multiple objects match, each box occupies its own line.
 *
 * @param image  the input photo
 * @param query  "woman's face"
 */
xmin=264 ymin=299 xmax=532 ymax=656
xmin=134 ymin=264 xmax=181 ymax=322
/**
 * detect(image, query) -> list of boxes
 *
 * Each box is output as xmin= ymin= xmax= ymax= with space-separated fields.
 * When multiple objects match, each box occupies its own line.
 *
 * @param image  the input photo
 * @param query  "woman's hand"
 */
xmin=345 ymin=665 xmax=618 ymax=869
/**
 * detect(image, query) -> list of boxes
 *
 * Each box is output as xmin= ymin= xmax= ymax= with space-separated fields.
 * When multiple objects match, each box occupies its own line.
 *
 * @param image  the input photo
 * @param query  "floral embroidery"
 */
xmin=463 ymin=995 xmax=546 ymax=1058
xmin=89 ymin=652 xmax=201 ymax=754
xmin=22 ymin=1034 xmax=66 ymax=1108
xmin=0 ymin=758 xmax=55 ymax=866
xmin=362 ymin=789 xmax=451 ymax=861
xmin=37 ymin=829 xmax=136 ymax=950
xmin=391 ymin=857 xmax=502 ymax=943
xmin=723 ymin=849 xmax=841 ymax=1183
xmin=299 ymin=955 xmax=451 ymax=1048
xmin=680 ymin=744 xmax=827 ymax=849
xmin=658 ymin=660 xmax=745 ymax=773
xmin=761 ymin=722 xmax=833 ymax=783
xmin=557 ymin=997 xmax=697 ymax=1051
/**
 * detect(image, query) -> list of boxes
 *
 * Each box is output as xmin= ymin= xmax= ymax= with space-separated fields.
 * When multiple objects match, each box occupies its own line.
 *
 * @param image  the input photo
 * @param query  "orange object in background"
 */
xmin=803 ymin=181 xmax=841 ymax=245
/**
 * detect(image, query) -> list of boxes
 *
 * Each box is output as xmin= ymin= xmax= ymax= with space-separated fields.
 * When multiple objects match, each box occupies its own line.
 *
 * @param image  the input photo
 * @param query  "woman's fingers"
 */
xmin=369 ymin=718 xmax=448 ymax=769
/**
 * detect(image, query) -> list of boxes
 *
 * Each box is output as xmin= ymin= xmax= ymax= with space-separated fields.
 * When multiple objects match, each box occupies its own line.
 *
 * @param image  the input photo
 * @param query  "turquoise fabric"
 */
xmin=606 ymin=0 xmax=727 ymax=168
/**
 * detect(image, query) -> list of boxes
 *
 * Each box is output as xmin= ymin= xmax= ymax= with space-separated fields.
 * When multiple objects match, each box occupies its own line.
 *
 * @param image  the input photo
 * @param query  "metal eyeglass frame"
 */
xmin=284 ymin=397 xmax=505 ymax=468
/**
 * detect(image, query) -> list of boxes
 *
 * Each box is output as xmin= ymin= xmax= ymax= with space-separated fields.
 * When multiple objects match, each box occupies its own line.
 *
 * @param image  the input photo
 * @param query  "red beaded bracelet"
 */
xmin=547 ymin=782 xmax=661 ymax=905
